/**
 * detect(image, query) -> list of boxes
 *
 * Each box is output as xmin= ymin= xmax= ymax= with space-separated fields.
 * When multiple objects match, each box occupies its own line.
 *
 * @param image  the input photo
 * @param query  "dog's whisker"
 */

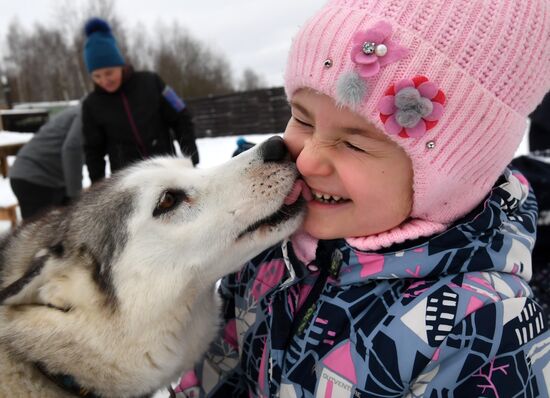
xmin=145 ymin=352 xmax=161 ymax=370
xmin=163 ymin=344 xmax=177 ymax=355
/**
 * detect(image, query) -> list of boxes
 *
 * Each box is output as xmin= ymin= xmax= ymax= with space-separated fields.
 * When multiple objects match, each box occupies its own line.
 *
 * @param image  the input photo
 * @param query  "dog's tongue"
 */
xmin=284 ymin=179 xmax=312 ymax=205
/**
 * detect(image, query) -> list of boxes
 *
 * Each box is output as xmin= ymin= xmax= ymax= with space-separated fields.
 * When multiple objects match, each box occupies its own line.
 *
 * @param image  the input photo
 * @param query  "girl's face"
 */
xmin=284 ymin=89 xmax=413 ymax=240
xmin=91 ymin=66 xmax=123 ymax=93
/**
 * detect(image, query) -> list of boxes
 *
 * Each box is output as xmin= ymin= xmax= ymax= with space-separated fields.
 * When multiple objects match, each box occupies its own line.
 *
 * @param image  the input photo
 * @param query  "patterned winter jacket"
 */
xmin=175 ymin=169 xmax=550 ymax=398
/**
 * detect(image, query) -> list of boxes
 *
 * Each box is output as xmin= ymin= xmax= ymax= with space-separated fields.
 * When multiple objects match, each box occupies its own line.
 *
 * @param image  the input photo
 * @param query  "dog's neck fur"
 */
xmin=34 ymin=362 xmax=102 ymax=398
xmin=0 ymin=276 xmax=219 ymax=398
xmin=0 ymin=284 xmax=220 ymax=397
xmin=34 ymin=361 xmax=164 ymax=398
xmin=0 ymin=348 xmax=75 ymax=398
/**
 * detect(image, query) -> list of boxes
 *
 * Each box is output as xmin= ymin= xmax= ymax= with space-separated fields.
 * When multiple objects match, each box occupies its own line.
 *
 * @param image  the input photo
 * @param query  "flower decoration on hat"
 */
xmin=378 ymin=76 xmax=446 ymax=138
xmin=351 ymin=21 xmax=409 ymax=78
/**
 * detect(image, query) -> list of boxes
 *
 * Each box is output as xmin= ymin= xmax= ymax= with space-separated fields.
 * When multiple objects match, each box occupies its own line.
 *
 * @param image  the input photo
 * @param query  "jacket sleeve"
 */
xmin=61 ymin=108 xmax=84 ymax=198
xmin=175 ymin=273 xmax=248 ymax=398
xmin=408 ymin=297 xmax=550 ymax=398
xmin=154 ymin=74 xmax=200 ymax=166
xmin=82 ymin=99 xmax=107 ymax=183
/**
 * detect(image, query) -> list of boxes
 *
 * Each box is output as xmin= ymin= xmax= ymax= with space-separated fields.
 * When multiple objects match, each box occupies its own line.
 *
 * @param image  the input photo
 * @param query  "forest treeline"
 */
xmin=0 ymin=0 xmax=266 ymax=104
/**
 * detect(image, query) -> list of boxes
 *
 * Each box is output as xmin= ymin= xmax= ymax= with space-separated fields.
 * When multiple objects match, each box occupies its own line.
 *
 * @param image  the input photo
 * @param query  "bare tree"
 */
xmin=4 ymin=21 xmax=82 ymax=102
xmin=0 ymin=67 xmax=15 ymax=107
xmin=151 ymin=22 xmax=234 ymax=98
xmin=238 ymin=68 xmax=266 ymax=92
xmin=1 ymin=1 xmax=238 ymax=102
xmin=4 ymin=20 xmax=28 ymax=102
xmin=126 ymin=21 xmax=153 ymax=71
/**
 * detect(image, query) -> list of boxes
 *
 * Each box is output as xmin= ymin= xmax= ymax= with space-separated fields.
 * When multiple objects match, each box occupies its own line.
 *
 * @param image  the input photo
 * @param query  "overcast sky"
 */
xmin=0 ymin=0 xmax=326 ymax=87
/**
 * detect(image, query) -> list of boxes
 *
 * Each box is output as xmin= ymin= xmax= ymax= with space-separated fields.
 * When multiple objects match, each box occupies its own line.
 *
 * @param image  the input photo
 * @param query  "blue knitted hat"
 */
xmin=83 ymin=18 xmax=125 ymax=73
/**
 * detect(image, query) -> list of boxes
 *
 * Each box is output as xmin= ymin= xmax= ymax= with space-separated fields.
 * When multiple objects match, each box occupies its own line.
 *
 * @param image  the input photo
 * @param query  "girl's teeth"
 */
xmin=311 ymin=190 xmax=346 ymax=203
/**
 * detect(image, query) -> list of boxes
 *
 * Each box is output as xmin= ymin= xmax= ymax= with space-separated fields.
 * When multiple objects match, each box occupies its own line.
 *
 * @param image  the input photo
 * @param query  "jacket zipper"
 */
xmin=287 ymin=241 xmax=343 ymax=341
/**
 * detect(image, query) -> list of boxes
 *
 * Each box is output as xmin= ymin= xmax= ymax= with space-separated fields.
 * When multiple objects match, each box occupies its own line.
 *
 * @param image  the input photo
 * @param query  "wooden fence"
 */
xmin=1 ymin=88 xmax=291 ymax=138
xmin=186 ymin=87 xmax=290 ymax=138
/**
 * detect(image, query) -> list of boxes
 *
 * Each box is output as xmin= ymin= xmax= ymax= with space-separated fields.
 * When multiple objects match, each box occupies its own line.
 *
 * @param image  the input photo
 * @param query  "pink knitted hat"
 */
xmin=285 ymin=0 xmax=550 ymax=249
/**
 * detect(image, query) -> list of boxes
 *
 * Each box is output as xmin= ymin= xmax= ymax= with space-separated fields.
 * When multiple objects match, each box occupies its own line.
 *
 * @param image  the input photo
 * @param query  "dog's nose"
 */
xmin=260 ymin=136 xmax=289 ymax=163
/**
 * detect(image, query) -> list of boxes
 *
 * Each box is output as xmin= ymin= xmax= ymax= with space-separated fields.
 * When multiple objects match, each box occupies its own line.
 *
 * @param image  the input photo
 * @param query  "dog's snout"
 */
xmin=260 ymin=136 xmax=289 ymax=163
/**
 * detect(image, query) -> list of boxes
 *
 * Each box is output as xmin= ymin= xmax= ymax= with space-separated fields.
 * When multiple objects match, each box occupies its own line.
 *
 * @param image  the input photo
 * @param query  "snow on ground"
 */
xmin=194 ymin=134 xmax=273 ymax=167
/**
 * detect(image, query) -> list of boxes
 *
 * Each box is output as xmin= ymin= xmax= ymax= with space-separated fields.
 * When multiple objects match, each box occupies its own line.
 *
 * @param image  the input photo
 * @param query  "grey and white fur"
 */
xmin=0 ymin=136 xmax=305 ymax=397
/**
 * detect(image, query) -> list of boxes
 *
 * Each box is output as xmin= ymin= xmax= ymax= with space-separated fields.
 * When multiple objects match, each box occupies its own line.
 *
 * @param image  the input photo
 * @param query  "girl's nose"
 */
xmin=295 ymin=137 xmax=332 ymax=177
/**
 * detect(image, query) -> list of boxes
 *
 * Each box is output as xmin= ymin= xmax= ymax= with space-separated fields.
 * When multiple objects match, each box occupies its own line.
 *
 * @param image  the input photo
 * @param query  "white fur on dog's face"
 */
xmin=0 ymin=141 xmax=304 ymax=397
xmin=116 ymin=147 xmax=304 ymax=311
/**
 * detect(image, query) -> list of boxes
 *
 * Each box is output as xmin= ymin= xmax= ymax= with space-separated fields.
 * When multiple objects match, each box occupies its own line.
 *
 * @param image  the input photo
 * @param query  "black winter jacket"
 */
xmin=82 ymin=69 xmax=199 ymax=182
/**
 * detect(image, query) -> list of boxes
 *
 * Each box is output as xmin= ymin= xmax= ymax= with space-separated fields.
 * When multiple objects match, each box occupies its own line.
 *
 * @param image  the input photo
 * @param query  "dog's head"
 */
xmin=115 ymin=136 xmax=305 ymax=285
xmin=0 ymin=136 xmax=305 ymax=396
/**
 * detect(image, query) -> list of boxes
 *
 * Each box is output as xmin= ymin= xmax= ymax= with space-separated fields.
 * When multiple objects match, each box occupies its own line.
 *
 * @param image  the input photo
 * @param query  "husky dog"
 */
xmin=0 ymin=136 xmax=305 ymax=397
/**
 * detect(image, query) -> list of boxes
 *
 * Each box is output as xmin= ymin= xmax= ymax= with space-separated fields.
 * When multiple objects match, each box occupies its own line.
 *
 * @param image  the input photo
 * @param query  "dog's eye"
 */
xmin=154 ymin=189 xmax=187 ymax=217
xmin=159 ymin=192 xmax=176 ymax=209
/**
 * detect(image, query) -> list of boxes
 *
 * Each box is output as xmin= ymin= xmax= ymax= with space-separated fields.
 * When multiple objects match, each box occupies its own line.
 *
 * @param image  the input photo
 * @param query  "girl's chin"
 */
xmin=302 ymin=218 xmax=345 ymax=240
xmin=303 ymin=200 xmax=353 ymax=239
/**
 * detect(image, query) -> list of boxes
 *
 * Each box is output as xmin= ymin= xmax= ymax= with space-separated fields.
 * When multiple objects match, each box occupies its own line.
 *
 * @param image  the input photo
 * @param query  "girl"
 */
xmin=176 ymin=0 xmax=550 ymax=396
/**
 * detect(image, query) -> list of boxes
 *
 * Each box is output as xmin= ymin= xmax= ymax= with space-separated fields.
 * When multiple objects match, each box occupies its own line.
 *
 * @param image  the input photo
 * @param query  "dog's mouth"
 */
xmin=237 ymin=180 xmax=308 ymax=240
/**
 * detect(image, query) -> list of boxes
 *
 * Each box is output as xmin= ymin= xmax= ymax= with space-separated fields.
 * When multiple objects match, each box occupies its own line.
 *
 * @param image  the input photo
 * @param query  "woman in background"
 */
xmin=81 ymin=18 xmax=199 ymax=183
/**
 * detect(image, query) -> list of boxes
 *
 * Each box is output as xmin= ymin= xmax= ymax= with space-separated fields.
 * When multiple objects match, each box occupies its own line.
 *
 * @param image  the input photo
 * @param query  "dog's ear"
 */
xmin=0 ymin=249 xmax=51 ymax=307
xmin=0 ymin=245 xmax=105 ymax=311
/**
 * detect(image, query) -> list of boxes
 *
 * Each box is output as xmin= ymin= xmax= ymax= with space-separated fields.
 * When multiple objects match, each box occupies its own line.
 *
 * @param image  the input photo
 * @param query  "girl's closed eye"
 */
xmin=293 ymin=115 xmax=313 ymax=128
xmin=344 ymin=141 xmax=366 ymax=153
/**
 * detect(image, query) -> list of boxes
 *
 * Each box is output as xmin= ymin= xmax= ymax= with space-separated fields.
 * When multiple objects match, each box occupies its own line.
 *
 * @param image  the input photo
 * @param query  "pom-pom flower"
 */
xmin=378 ymin=76 xmax=446 ymax=138
xmin=350 ymin=21 xmax=409 ymax=78
xmin=335 ymin=71 xmax=368 ymax=109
